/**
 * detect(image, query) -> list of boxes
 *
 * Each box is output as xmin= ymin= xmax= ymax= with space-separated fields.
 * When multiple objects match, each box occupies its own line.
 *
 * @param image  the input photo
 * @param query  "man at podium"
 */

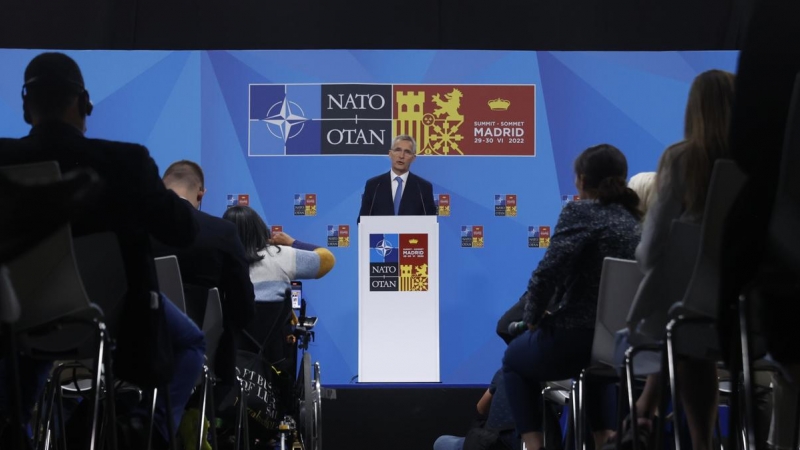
xmin=358 ymin=135 xmax=437 ymax=219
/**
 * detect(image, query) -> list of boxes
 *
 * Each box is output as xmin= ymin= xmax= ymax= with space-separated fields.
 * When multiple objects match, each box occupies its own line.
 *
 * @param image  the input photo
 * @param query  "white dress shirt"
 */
xmin=390 ymin=170 xmax=410 ymax=202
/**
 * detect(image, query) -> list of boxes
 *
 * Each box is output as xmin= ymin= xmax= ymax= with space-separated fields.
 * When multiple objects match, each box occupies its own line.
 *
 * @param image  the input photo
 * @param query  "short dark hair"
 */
xmin=163 ymin=160 xmax=205 ymax=190
xmin=222 ymin=205 xmax=279 ymax=264
xmin=22 ymin=52 xmax=86 ymax=117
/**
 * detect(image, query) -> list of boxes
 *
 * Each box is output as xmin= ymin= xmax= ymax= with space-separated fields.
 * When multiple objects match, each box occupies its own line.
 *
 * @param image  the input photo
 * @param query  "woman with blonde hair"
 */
xmin=627 ymin=172 xmax=657 ymax=217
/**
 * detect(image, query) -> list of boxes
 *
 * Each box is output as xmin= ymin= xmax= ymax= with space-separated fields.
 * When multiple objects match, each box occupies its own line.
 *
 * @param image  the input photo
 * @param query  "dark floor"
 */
xmin=322 ymin=385 xmax=487 ymax=450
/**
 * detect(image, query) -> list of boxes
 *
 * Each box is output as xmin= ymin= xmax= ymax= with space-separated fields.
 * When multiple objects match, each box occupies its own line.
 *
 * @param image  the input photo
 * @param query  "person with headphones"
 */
xmin=0 ymin=52 xmax=203 ymax=450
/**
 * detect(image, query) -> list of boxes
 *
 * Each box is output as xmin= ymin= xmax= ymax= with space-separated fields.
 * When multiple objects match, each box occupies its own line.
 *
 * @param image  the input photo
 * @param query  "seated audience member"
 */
xmin=621 ymin=69 xmax=735 ymax=450
xmin=503 ymin=144 xmax=642 ymax=450
xmin=434 ymin=369 xmax=519 ymax=450
xmin=222 ymin=205 xmax=335 ymax=365
xmin=627 ymin=172 xmax=656 ymax=217
xmin=152 ymin=160 xmax=256 ymax=389
xmin=0 ymin=52 xmax=204 ymax=449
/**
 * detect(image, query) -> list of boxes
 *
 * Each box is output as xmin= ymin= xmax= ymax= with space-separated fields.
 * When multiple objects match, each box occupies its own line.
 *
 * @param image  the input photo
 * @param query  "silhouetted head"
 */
xmin=22 ymin=52 xmax=93 ymax=132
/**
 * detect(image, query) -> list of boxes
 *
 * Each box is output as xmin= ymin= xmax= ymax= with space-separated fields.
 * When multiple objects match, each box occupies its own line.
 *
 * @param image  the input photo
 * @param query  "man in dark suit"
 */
xmin=152 ymin=160 xmax=255 ymax=391
xmin=358 ymin=135 xmax=437 ymax=220
xmin=0 ymin=52 xmax=203 ymax=449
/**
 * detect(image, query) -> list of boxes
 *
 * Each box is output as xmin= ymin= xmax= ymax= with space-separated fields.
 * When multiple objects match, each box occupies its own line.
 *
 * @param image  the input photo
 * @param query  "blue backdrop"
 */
xmin=0 ymin=50 xmax=738 ymax=386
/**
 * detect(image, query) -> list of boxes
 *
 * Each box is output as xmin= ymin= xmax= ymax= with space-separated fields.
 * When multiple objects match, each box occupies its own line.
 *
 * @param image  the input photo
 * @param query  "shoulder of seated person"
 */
xmin=85 ymin=137 xmax=147 ymax=152
xmin=84 ymin=139 xmax=151 ymax=163
xmin=561 ymin=200 xmax=601 ymax=221
xmin=565 ymin=199 xmax=596 ymax=210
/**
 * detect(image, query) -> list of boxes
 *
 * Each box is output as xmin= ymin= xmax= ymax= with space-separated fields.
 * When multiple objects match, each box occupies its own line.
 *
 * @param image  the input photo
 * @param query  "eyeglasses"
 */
xmin=391 ymin=148 xmax=415 ymax=156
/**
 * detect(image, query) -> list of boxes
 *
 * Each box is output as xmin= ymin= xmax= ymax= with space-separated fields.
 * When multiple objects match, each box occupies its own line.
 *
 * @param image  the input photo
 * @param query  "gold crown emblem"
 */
xmin=488 ymin=98 xmax=511 ymax=111
xmin=408 ymin=238 xmax=419 ymax=244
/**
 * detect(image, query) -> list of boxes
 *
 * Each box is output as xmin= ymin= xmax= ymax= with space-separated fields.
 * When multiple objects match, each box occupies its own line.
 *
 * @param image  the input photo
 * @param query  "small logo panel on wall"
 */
xmin=435 ymin=194 xmax=450 ymax=216
xmin=368 ymin=233 xmax=429 ymax=291
xmin=461 ymin=225 xmax=484 ymax=248
xmin=294 ymin=193 xmax=317 ymax=216
xmin=494 ymin=194 xmax=517 ymax=217
xmin=327 ymin=225 xmax=350 ymax=248
xmin=528 ymin=226 xmax=551 ymax=248
xmin=561 ymin=195 xmax=580 ymax=208
xmin=227 ymin=194 xmax=250 ymax=208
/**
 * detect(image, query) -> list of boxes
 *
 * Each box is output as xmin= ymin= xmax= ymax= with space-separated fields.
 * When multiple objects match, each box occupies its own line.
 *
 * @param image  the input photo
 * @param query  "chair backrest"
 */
xmin=681 ymin=159 xmax=748 ymax=318
xmin=183 ymin=283 xmax=209 ymax=328
xmin=203 ymin=288 xmax=224 ymax=369
xmin=154 ymin=255 xmax=186 ymax=313
xmin=73 ymin=232 xmax=128 ymax=334
xmin=768 ymin=72 xmax=800 ymax=271
xmin=1 ymin=162 xmax=93 ymax=331
xmin=591 ymin=258 xmax=643 ymax=367
xmin=627 ymin=220 xmax=701 ymax=341
xmin=0 ymin=266 xmax=21 ymax=324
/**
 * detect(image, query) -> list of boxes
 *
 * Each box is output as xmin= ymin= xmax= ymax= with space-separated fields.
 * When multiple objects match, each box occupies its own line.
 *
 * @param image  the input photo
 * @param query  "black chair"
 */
xmin=1 ymin=162 xmax=119 ymax=450
xmin=184 ymin=284 xmax=224 ymax=450
xmin=0 ymin=265 xmax=30 ymax=449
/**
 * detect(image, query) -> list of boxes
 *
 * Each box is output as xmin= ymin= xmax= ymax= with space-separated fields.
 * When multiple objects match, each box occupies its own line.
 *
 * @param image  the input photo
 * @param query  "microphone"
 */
xmin=417 ymin=182 xmax=427 ymax=215
xmin=368 ymin=182 xmax=381 ymax=215
xmin=508 ymin=321 xmax=527 ymax=337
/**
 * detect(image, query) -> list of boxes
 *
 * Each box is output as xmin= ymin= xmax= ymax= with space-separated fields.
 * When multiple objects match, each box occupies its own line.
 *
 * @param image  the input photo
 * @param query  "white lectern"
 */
xmin=358 ymin=215 xmax=440 ymax=382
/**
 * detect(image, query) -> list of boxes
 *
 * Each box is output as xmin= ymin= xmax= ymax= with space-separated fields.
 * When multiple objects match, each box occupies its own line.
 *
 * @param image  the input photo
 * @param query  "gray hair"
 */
xmin=391 ymin=135 xmax=417 ymax=154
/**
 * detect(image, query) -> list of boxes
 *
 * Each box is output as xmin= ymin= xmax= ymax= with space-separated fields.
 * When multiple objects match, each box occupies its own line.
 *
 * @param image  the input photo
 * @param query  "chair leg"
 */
xmin=40 ymin=366 xmax=67 ymax=450
xmin=197 ymin=366 xmax=209 ymax=450
xmin=666 ymin=319 xmax=682 ymax=450
xmin=56 ymin=381 xmax=68 ymax=450
xmin=234 ymin=377 xmax=246 ymax=450
xmin=147 ymin=388 xmax=158 ymax=450
xmin=739 ymin=293 xmax=756 ymax=450
xmin=233 ymin=379 xmax=242 ymax=450
xmin=101 ymin=323 xmax=118 ymax=450
xmin=206 ymin=376 xmax=218 ymax=450
xmin=625 ymin=348 xmax=641 ymax=450
xmin=578 ymin=370 xmax=586 ymax=450
xmin=542 ymin=385 xmax=551 ymax=449
xmin=33 ymin=379 xmax=53 ymax=449
xmin=88 ymin=328 xmax=107 ymax=450
xmin=726 ymin=328 xmax=742 ymax=450
xmin=569 ymin=380 xmax=583 ymax=450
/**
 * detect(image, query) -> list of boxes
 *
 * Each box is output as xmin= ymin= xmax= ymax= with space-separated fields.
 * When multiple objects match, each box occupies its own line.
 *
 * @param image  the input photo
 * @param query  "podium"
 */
xmin=358 ymin=215 xmax=440 ymax=383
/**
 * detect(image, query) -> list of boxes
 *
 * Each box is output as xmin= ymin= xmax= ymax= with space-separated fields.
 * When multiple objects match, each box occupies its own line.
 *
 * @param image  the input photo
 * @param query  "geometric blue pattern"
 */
xmin=0 ymin=49 xmax=738 ymax=385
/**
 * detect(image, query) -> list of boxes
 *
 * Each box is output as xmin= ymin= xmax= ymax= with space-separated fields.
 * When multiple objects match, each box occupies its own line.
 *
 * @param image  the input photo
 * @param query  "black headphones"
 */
xmin=22 ymin=76 xmax=93 ymax=124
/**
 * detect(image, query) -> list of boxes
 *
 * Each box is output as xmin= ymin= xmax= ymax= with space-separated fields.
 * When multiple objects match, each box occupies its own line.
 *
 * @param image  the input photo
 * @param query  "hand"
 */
xmin=270 ymin=231 xmax=295 ymax=246
xmin=527 ymin=323 xmax=537 ymax=332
